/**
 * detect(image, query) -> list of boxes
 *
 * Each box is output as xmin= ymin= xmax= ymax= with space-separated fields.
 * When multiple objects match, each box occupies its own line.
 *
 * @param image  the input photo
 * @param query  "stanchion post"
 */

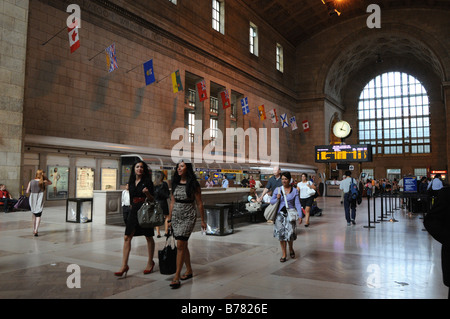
xmin=389 ymin=193 xmax=399 ymax=223
xmin=364 ymin=195 xmax=375 ymax=229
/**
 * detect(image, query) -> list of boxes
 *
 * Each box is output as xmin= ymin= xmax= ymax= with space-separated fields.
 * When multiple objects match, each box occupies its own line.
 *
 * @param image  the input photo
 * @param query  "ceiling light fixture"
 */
xmin=321 ymin=0 xmax=342 ymax=16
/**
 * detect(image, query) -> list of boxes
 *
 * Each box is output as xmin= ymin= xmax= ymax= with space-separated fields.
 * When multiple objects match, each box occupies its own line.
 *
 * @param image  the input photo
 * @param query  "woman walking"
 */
xmin=297 ymin=173 xmax=316 ymax=227
xmin=115 ymin=160 xmax=155 ymax=277
xmin=271 ymin=171 xmax=302 ymax=262
xmin=154 ymin=171 xmax=170 ymax=238
xmin=26 ymin=169 xmax=52 ymax=236
xmin=167 ymin=160 xmax=206 ymax=289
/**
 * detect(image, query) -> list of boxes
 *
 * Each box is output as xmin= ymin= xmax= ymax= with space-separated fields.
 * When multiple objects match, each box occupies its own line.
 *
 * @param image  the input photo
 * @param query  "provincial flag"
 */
xmin=290 ymin=116 xmax=298 ymax=130
xmin=143 ymin=59 xmax=155 ymax=86
xmin=258 ymin=105 xmax=266 ymax=120
xmin=171 ymin=70 xmax=183 ymax=93
xmin=269 ymin=109 xmax=278 ymax=124
xmin=241 ymin=97 xmax=249 ymax=115
xmin=105 ymin=43 xmax=119 ymax=73
xmin=221 ymin=90 xmax=231 ymax=109
xmin=280 ymin=113 xmax=289 ymax=128
xmin=302 ymin=120 xmax=310 ymax=132
xmin=196 ymin=80 xmax=208 ymax=102
xmin=68 ymin=22 xmax=80 ymax=54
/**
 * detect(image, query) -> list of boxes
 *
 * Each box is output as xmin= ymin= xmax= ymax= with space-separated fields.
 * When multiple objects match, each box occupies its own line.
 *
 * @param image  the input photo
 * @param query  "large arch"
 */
xmin=321 ymin=24 xmax=447 ymax=106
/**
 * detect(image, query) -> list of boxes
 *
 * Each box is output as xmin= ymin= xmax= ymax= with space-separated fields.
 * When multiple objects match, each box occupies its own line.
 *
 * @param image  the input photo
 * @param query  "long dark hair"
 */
xmin=128 ymin=160 xmax=151 ymax=185
xmin=172 ymin=160 xmax=200 ymax=199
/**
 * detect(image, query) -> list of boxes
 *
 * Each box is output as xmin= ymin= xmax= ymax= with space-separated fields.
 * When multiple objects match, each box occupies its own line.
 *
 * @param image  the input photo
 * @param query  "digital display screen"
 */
xmin=315 ymin=144 xmax=372 ymax=163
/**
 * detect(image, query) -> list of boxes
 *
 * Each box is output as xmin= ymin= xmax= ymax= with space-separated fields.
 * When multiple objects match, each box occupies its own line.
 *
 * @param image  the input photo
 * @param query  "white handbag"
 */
xmin=306 ymin=187 xmax=316 ymax=196
xmin=281 ymin=187 xmax=299 ymax=222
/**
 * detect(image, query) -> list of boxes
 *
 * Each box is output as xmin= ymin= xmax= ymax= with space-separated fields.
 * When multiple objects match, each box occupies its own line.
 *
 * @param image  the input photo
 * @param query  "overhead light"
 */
xmin=321 ymin=0 xmax=342 ymax=16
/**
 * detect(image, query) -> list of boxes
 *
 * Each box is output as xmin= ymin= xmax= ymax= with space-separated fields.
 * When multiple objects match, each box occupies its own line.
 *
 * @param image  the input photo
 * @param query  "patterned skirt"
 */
xmin=273 ymin=208 xmax=297 ymax=241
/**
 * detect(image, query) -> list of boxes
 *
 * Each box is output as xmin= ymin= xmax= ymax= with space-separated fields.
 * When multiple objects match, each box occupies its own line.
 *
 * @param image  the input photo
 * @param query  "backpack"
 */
xmin=350 ymin=178 xmax=359 ymax=200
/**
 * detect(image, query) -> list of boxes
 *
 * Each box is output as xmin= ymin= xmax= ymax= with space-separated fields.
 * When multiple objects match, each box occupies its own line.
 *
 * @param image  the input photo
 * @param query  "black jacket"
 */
xmin=424 ymin=187 xmax=450 ymax=287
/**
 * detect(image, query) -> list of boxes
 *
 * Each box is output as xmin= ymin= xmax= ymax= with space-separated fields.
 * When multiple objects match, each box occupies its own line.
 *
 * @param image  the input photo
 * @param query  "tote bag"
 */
xmin=264 ymin=187 xmax=281 ymax=221
xmin=158 ymin=228 xmax=177 ymax=275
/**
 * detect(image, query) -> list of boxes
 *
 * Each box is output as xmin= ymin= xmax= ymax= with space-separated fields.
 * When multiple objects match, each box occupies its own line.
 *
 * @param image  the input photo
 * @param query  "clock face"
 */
xmin=333 ymin=121 xmax=352 ymax=139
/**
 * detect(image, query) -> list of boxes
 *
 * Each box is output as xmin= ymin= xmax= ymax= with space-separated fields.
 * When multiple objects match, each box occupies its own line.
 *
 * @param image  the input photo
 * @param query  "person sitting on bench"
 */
xmin=0 ymin=184 xmax=18 ymax=213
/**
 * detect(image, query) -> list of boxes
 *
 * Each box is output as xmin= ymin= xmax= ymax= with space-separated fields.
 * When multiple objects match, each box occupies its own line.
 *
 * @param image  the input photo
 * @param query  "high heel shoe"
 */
xmin=114 ymin=265 xmax=129 ymax=278
xmin=143 ymin=261 xmax=155 ymax=275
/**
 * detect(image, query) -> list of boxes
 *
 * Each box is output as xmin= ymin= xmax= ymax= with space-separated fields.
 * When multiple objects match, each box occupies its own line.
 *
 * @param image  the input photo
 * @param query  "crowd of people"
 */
xmin=3 ymin=165 xmax=449 ymax=294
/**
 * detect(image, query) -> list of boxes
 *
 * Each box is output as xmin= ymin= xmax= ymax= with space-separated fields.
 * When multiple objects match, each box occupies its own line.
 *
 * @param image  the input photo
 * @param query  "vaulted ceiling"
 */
xmin=243 ymin=0 xmax=450 ymax=46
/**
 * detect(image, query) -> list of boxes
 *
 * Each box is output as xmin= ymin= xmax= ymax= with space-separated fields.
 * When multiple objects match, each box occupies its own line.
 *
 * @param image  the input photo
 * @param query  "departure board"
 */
xmin=315 ymin=144 xmax=372 ymax=163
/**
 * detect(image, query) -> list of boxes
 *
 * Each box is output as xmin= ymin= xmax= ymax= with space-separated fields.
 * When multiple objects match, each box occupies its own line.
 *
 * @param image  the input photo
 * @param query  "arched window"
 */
xmin=358 ymin=72 xmax=430 ymax=155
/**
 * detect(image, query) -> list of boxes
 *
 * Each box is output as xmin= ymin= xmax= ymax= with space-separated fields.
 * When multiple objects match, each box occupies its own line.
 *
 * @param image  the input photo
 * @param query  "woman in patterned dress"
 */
xmin=167 ymin=160 xmax=206 ymax=289
xmin=271 ymin=171 xmax=302 ymax=262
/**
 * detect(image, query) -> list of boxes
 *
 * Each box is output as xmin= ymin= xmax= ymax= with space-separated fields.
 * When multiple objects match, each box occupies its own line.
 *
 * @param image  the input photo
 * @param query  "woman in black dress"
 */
xmin=115 ymin=160 xmax=155 ymax=277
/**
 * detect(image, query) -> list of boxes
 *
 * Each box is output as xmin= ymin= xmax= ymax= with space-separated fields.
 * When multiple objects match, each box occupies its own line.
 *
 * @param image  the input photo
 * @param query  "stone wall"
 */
xmin=0 ymin=0 xmax=29 ymax=196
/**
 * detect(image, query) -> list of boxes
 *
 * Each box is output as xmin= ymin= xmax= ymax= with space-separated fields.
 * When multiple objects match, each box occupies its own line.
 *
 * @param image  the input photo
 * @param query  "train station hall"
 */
xmin=1 ymin=0 xmax=450 ymax=305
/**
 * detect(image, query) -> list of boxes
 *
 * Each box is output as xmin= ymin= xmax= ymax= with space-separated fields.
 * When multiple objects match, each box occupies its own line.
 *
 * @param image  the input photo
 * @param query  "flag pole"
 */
xmin=126 ymin=63 xmax=143 ymax=74
xmin=42 ymin=26 xmax=67 ymax=46
xmin=88 ymin=48 xmax=106 ymax=61
xmin=156 ymin=73 xmax=171 ymax=83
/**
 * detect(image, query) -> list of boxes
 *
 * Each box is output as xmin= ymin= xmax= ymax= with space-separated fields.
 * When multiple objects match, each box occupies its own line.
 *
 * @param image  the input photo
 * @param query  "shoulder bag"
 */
xmin=306 ymin=181 xmax=316 ymax=197
xmin=264 ymin=187 xmax=280 ymax=221
xmin=281 ymin=187 xmax=299 ymax=222
xmin=137 ymin=199 xmax=165 ymax=228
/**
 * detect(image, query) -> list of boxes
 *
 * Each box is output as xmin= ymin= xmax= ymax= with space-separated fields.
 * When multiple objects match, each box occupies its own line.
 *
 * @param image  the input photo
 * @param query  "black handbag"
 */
xmin=158 ymin=228 xmax=177 ymax=275
xmin=137 ymin=199 xmax=165 ymax=228
xmin=14 ymin=195 xmax=30 ymax=211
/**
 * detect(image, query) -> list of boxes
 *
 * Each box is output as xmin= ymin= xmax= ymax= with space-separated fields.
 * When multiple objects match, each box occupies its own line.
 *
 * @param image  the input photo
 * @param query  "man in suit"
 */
xmin=424 ymin=186 xmax=450 ymax=299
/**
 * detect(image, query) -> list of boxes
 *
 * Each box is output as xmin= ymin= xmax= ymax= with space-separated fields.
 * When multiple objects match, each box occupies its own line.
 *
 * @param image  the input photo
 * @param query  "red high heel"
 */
xmin=114 ymin=265 xmax=129 ymax=277
xmin=143 ymin=261 xmax=155 ymax=274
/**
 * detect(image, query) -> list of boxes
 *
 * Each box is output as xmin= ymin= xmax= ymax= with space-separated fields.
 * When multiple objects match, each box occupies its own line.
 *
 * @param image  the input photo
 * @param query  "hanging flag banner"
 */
xmin=280 ymin=113 xmax=289 ymax=128
xmin=241 ymin=97 xmax=249 ymax=115
xmin=196 ymin=80 xmax=208 ymax=102
xmin=105 ymin=43 xmax=118 ymax=73
xmin=302 ymin=120 xmax=310 ymax=132
xmin=269 ymin=109 xmax=278 ymax=124
xmin=68 ymin=22 xmax=80 ymax=54
xmin=221 ymin=90 xmax=231 ymax=109
xmin=290 ymin=116 xmax=298 ymax=130
xmin=258 ymin=105 xmax=266 ymax=120
xmin=143 ymin=59 xmax=155 ymax=86
xmin=171 ymin=70 xmax=183 ymax=93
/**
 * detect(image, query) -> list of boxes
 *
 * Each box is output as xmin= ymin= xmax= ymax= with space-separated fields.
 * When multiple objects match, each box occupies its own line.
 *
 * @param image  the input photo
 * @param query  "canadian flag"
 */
xmin=68 ymin=22 xmax=80 ymax=54
xmin=302 ymin=120 xmax=310 ymax=132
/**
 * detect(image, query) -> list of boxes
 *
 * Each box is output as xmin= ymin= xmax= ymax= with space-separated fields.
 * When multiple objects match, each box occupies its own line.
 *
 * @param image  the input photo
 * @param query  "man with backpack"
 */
xmin=339 ymin=171 xmax=359 ymax=226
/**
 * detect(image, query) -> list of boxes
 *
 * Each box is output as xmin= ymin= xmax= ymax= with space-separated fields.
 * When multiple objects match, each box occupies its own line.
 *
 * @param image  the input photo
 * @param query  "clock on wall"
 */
xmin=333 ymin=120 xmax=352 ymax=139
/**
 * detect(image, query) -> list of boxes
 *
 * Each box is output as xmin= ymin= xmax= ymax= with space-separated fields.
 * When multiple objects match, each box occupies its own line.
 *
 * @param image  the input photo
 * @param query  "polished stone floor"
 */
xmin=0 ymin=196 xmax=447 ymax=300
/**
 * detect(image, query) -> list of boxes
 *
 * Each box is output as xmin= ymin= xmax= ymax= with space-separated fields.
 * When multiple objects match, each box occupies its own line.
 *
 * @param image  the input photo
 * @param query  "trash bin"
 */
xmin=66 ymin=198 xmax=93 ymax=223
xmin=205 ymin=204 xmax=233 ymax=236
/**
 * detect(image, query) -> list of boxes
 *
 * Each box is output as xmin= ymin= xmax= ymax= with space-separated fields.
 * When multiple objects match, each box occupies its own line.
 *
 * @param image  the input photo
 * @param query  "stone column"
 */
xmin=0 ymin=1 xmax=29 ymax=196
